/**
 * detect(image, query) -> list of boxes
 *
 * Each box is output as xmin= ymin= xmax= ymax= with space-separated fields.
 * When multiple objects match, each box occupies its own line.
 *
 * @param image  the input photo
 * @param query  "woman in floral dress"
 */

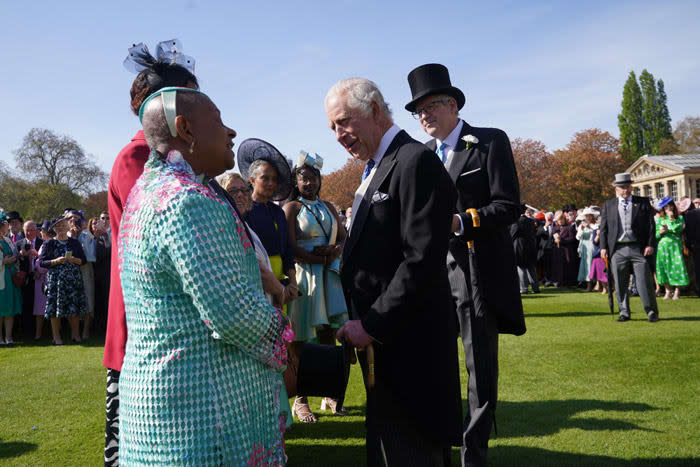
xmin=655 ymin=199 xmax=689 ymax=299
xmin=38 ymin=215 xmax=87 ymax=344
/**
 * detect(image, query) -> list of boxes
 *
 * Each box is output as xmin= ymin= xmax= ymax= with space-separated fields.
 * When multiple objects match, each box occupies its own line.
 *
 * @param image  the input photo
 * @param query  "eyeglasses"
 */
xmin=100 ymin=216 xmax=109 ymax=220
xmin=411 ymin=99 xmax=449 ymax=119
xmin=228 ymin=187 xmax=252 ymax=195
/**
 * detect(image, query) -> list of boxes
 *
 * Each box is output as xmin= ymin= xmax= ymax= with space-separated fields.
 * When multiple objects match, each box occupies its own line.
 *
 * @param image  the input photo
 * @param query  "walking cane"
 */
xmin=365 ymin=343 xmax=375 ymax=389
xmin=604 ymin=255 xmax=616 ymax=319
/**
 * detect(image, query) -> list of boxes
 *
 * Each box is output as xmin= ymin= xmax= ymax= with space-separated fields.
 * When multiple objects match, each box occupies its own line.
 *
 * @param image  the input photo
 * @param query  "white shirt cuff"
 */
xmin=454 ymin=214 xmax=465 ymax=235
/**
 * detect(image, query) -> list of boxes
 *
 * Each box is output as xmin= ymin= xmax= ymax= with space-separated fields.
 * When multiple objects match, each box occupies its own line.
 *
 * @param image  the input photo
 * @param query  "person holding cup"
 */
xmin=38 ymin=214 xmax=87 ymax=345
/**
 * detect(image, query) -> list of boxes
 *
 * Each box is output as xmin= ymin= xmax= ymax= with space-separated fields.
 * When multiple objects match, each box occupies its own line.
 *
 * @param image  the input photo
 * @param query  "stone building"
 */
xmin=627 ymin=154 xmax=700 ymax=200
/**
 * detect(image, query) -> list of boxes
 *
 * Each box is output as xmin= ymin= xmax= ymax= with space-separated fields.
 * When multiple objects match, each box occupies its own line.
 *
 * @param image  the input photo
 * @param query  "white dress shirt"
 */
xmin=436 ymin=119 xmax=466 ymax=234
xmin=349 ymin=124 xmax=401 ymax=234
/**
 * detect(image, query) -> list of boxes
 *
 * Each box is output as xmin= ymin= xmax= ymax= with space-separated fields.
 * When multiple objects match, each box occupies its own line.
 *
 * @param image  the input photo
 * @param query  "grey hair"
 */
xmin=23 ymin=220 xmax=36 ymax=230
xmin=248 ymin=159 xmax=276 ymax=180
xmin=426 ymin=93 xmax=459 ymax=117
xmin=325 ymin=77 xmax=393 ymax=121
xmin=142 ymin=92 xmax=209 ymax=150
xmin=217 ymin=171 xmax=246 ymax=190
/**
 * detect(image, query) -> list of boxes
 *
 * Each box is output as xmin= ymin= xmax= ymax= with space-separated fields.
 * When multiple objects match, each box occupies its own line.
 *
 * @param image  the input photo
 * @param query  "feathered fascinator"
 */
xmin=123 ymin=39 xmax=195 ymax=74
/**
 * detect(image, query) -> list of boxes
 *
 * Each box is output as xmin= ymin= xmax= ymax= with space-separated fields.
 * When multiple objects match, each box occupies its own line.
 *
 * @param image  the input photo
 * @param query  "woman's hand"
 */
xmin=659 ymin=225 xmax=668 ymax=235
xmin=4 ymin=254 xmax=18 ymax=264
xmin=67 ymin=256 xmax=82 ymax=265
xmin=284 ymin=284 xmax=299 ymax=303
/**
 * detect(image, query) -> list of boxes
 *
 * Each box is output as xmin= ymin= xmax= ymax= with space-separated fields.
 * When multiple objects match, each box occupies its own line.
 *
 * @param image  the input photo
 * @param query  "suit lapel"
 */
xmin=631 ymin=196 xmax=640 ymax=222
xmin=342 ymin=132 xmax=404 ymax=262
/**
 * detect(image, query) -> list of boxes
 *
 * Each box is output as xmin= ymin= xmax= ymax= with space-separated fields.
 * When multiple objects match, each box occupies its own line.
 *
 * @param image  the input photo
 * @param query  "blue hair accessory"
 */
xmin=138 ymin=87 xmax=206 ymax=137
xmin=296 ymin=151 xmax=323 ymax=171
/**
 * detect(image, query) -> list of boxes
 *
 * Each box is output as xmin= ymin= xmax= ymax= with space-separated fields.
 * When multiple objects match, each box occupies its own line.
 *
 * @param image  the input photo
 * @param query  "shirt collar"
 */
xmin=435 ymin=119 xmax=464 ymax=151
xmin=618 ymin=195 xmax=631 ymax=203
xmin=372 ymin=124 xmax=401 ymax=165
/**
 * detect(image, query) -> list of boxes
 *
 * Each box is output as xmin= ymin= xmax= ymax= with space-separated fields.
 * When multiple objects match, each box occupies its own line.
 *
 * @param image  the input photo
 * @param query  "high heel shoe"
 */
xmin=292 ymin=397 xmax=317 ymax=423
xmin=320 ymin=397 xmax=348 ymax=416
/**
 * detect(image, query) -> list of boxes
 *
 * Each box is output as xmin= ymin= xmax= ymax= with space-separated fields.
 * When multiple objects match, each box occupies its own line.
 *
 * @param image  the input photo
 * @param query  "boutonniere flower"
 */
xmin=462 ymin=134 xmax=479 ymax=149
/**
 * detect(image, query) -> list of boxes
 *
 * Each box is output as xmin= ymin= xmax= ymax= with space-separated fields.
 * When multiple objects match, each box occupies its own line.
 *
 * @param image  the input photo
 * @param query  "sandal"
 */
xmin=292 ymin=397 xmax=317 ymax=423
xmin=320 ymin=397 xmax=348 ymax=416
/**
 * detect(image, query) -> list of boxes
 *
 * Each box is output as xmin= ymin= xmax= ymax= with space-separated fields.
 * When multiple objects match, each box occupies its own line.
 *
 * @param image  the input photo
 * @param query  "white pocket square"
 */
xmin=459 ymin=168 xmax=481 ymax=177
xmin=371 ymin=191 xmax=390 ymax=203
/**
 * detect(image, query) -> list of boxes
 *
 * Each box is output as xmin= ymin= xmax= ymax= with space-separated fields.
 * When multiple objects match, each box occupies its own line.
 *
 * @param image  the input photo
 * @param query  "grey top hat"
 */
xmin=612 ymin=173 xmax=633 ymax=186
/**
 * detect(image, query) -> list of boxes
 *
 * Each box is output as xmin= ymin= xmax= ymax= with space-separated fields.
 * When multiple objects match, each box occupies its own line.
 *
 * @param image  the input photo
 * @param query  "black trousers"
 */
xmin=357 ymin=352 xmax=452 ymax=467
xmin=447 ymin=251 xmax=498 ymax=467
xmin=19 ymin=280 xmax=35 ymax=340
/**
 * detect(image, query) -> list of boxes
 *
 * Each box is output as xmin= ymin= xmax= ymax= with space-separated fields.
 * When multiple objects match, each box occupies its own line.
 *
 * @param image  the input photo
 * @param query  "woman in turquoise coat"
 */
xmin=283 ymin=152 xmax=349 ymax=421
xmin=655 ymin=198 xmax=688 ymax=300
xmin=119 ymin=87 xmax=291 ymax=466
xmin=0 ymin=212 xmax=22 ymax=345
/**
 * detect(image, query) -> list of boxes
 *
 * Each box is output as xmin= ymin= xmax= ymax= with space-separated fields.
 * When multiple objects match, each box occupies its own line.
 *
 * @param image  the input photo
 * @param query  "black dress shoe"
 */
xmin=648 ymin=312 xmax=659 ymax=322
xmin=616 ymin=315 xmax=630 ymax=322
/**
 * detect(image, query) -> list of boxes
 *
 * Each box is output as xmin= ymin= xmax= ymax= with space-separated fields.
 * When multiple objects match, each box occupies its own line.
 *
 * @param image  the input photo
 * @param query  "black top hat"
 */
xmin=405 ymin=63 xmax=466 ymax=112
xmin=237 ymin=138 xmax=292 ymax=201
xmin=6 ymin=211 xmax=23 ymax=222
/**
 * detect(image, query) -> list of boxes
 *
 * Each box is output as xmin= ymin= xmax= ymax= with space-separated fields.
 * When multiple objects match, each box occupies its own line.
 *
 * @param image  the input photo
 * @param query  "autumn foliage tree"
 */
xmin=549 ymin=129 xmax=628 ymax=209
xmin=511 ymin=138 xmax=553 ymax=210
xmin=320 ymin=157 xmax=364 ymax=209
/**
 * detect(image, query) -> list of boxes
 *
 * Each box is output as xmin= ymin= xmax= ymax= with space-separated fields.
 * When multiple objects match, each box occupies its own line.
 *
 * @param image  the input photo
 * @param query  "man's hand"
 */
xmin=600 ymin=248 xmax=607 ymax=261
xmin=337 ymin=320 xmax=373 ymax=349
xmin=643 ymin=246 xmax=654 ymax=257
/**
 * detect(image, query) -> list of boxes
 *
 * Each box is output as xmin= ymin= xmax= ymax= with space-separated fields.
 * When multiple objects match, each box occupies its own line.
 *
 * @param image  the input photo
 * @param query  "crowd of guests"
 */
xmin=509 ymin=196 xmax=700 ymax=298
xmin=0 ymin=209 xmax=111 ymax=346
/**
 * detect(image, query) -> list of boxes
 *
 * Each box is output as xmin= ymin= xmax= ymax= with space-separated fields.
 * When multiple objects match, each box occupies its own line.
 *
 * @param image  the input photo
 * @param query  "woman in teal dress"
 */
xmin=0 ymin=212 xmax=22 ymax=345
xmin=284 ymin=152 xmax=349 ymax=421
xmin=119 ymin=87 xmax=291 ymax=465
xmin=655 ymin=198 xmax=689 ymax=300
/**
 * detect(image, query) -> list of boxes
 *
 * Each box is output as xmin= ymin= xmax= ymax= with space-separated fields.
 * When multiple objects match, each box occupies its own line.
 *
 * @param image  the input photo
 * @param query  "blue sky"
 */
xmin=1 ymin=0 xmax=698 ymax=181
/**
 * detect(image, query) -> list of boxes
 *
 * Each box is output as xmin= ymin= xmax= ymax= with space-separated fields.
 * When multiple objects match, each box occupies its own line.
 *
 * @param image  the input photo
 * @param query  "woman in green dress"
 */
xmin=0 ymin=211 xmax=23 ymax=345
xmin=655 ymin=198 xmax=689 ymax=300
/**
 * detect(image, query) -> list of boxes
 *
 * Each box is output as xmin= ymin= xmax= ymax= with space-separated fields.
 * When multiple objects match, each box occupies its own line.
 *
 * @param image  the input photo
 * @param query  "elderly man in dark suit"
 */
xmin=406 ymin=63 xmax=526 ymax=467
xmin=328 ymin=77 xmax=462 ymax=466
xmin=600 ymin=173 xmax=659 ymax=322
xmin=681 ymin=204 xmax=700 ymax=297
xmin=15 ymin=220 xmax=42 ymax=340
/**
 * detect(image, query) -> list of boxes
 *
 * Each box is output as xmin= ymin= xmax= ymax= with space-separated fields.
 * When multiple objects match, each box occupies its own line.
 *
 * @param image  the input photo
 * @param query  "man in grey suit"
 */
xmin=600 ymin=173 xmax=659 ymax=322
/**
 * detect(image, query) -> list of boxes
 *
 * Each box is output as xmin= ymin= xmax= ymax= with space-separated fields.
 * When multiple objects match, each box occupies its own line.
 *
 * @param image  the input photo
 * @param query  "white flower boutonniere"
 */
xmin=462 ymin=134 xmax=479 ymax=150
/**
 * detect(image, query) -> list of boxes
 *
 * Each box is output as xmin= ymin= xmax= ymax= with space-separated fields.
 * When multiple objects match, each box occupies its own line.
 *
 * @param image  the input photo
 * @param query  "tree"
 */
xmin=618 ymin=70 xmax=674 ymax=160
xmin=319 ymin=157 xmax=364 ymax=209
xmin=14 ymin=128 xmax=107 ymax=196
xmin=618 ymin=71 xmax=646 ymax=161
xmin=656 ymin=79 xmax=673 ymax=144
xmin=549 ymin=129 xmax=628 ymax=208
xmin=511 ymin=138 xmax=554 ymax=209
xmin=673 ymin=116 xmax=700 ymax=154
xmin=84 ymin=191 xmax=109 ymax=220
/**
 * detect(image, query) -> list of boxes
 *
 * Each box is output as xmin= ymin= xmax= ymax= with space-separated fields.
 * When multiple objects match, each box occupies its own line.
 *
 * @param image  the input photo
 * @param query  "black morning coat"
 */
xmin=599 ymin=195 xmax=655 ymax=253
xmin=426 ymin=121 xmax=526 ymax=336
xmin=341 ymin=130 xmax=463 ymax=445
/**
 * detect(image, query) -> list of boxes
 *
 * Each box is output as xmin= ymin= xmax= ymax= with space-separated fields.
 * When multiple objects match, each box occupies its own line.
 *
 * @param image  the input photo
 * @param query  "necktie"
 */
xmin=622 ymin=198 xmax=630 ymax=211
xmin=362 ymin=159 xmax=376 ymax=181
xmin=437 ymin=142 xmax=448 ymax=164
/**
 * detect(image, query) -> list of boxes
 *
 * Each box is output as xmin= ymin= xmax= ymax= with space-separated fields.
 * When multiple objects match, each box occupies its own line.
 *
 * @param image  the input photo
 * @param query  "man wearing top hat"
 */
xmin=599 ymin=173 xmax=659 ymax=322
xmin=405 ymin=63 xmax=525 ymax=467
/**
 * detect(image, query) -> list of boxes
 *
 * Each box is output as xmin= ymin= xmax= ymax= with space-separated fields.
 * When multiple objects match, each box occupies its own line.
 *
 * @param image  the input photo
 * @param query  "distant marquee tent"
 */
xmin=627 ymin=154 xmax=700 ymax=201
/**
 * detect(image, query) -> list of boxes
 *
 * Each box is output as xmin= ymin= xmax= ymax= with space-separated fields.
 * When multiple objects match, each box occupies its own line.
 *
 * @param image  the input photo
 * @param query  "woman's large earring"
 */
xmin=189 ymin=140 xmax=196 ymax=154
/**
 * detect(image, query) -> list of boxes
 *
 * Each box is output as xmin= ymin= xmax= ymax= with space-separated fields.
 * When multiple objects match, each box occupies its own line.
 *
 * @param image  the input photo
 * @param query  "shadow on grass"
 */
xmin=659 ymin=316 xmax=700 ymax=321
xmin=526 ymin=311 xmax=607 ymax=318
xmin=0 ymin=440 xmax=38 ymax=459
xmin=490 ymin=446 xmax=699 ymax=467
xmin=496 ymin=399 xmax=662 ymax=438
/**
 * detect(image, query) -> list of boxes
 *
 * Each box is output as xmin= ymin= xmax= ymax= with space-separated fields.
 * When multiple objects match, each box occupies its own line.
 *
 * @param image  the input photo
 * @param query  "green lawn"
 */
xmin=1 ymin=288 xmax=698 ymax=466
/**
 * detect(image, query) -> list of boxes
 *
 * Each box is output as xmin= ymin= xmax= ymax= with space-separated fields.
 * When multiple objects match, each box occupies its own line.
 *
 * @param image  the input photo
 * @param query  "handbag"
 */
xmin=11 ymin=269 xmax=26 ymax=288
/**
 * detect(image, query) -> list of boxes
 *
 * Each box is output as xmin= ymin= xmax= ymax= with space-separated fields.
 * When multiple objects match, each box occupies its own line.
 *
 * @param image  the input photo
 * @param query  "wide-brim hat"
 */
xmin=612 ymin=172 xmax=633 ymax=186
xmin=656 ymin=196 xmax=674 ymax=210
xmin=582 ymin=207 xmax=598 ymax=217
xmin=405 ymin=63 xmax=466 ymax=112
xmin=237 ymin=138 xmax=292 ymax=201
xmin=49 ymin=216 xmax=69 ymax=229
xmin=285 ymin=341 xmax=352 ymax=406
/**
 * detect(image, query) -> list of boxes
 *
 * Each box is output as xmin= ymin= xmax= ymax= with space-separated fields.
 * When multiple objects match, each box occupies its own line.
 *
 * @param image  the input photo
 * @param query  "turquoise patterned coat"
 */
xmin=119 ymin=150 xmax=289 ymax=466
